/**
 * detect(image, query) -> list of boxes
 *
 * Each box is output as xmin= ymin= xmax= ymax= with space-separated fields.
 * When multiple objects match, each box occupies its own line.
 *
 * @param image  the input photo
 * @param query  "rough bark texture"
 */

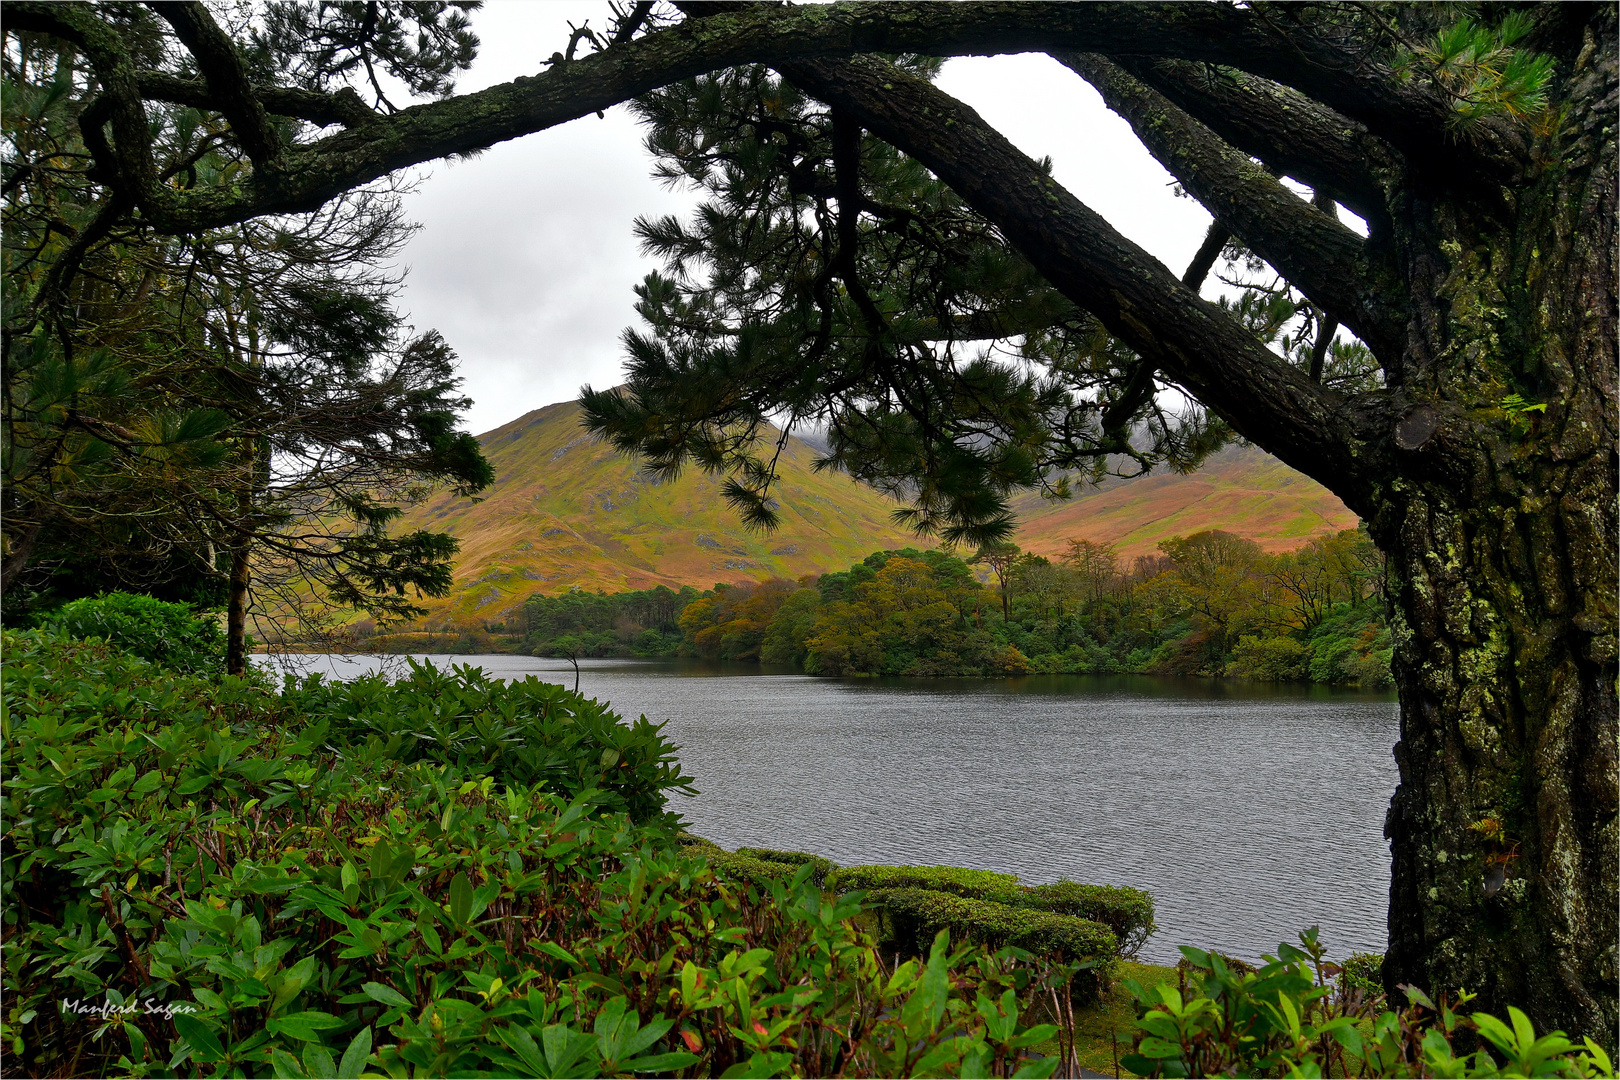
xmin=225 ymin=540 xmax=250 ymax=678
xmin=780 ymin=25 xmax=1619 ymax=1040
xmin=1369 ymin=21 xmax=1618 ymax=1038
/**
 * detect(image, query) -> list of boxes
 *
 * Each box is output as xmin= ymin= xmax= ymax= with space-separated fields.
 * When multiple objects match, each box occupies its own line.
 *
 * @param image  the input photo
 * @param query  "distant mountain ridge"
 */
xmin=392 ymin=400 xmax=916 ymax=627
xmin=392 ymin=399 xmax=1357 ymax=628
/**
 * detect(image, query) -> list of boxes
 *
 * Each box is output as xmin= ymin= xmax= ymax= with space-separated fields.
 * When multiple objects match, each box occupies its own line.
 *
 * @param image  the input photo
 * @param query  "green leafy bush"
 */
xmin=280 ymin=658 xmax=694 ymax=824
xmin=42 ymin=591 xmax=226 ymax=675
xmin=702 ymin=849 xmax=807 ymax=887
xmin=828 ymin=866 xmax=1152 ymax=961
xmin=735 ymin=847 xmax=840 ymax=886
xmin=0 ymin=630 xmax=1098 ymax=1079
xmin=1229 ymin=635 xmax=1309 ymax=681
xmin=1121 ymin=930 xmax=1613 ymax=1078
xmin=826 ymin=863 xmax=1023 ymax=903
xmin=863 ymin=888 xmax=1117 ymax=1003
xmin=1336 ymin=950 xmax=1385 ymax=998
xmin=1018 ymin=881 xmax=1157 ymax=958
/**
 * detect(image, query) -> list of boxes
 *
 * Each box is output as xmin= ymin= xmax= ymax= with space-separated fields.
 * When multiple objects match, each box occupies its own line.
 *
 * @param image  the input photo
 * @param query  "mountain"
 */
xmin=392 ymin=400 xmax=916 ymax=627
xmin=393 ymin=400 xmax=1358 ymax=627
xmin=1010 ymin=443 xmax=1359 ymax=562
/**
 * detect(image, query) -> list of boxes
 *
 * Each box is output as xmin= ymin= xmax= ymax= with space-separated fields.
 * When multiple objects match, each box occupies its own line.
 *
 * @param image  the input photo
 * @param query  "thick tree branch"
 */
xmin=152 ymin=2 xmax=280 ymax=164
xmin=8 ymin=3 xmax=160 ymax=211
xmin=1061 ymin=53 xmax=1405 ymax=362
xmin=136 ymin=73 xmax=376 ymax=129
xmin=1101 ymin=220 xmax=1230 ymax=438
xmin=1114 ymin=57 xmax=1396 ymax=230
xmin=776 ymin=55 xmax=1366 ymax=499
xmin=9 ymin=1 xmax=1524 ymax=235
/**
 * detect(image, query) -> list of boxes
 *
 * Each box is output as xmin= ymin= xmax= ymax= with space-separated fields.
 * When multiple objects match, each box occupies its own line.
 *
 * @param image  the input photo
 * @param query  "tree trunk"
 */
xmin=0 ymin=518 xmax=43 ymax=595
xmin=785 ymin=31 xmax=1617 ymax=1039
xmin=1370 ymin=26 xmax=1617 ymax=1038
xmin=225 ymin=539 xmax=250 ymax=677
xmin=1376 ymin=473 xmax=1617 ymax=1038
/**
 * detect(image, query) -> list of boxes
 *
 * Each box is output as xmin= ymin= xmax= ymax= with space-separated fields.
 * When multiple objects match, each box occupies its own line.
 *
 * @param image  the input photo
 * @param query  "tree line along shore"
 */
xmin=369 ymin=528 xmax=1392 ymax=688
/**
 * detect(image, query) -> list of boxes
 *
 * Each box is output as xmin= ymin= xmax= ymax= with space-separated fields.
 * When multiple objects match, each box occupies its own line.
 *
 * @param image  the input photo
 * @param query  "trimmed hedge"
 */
xmin=1016 ymin=881 xmax=1156 ymax=958
xmin=736 ymin=847 xmax=839 ymax=886
xmin=826 ymin=865 xmax=1156 ymax=959
xmin=704 ymin=850 xmax=808 ymax=887
xmin=825 ymin=864 xmax=1022 ymax=903
xmin=671 ymin=842 xmax=838 ymax=889
xmin=865 ymin=888 xmax=1118 ymax=1002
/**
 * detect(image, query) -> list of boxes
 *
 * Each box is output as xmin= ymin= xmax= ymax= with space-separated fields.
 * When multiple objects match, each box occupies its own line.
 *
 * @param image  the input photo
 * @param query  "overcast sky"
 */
xmin=391 ymin=2 xmax=1216 ymax=436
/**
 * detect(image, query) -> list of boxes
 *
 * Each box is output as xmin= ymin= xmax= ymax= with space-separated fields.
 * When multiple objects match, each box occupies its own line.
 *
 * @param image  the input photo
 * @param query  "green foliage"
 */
xmin=1018 ymin=882 xmax=1157 ymax=960
xmin=1120 ymin=930 xmax=1613 ymax=1078
xmin=1395 ymin=11 xmax=1558 ymax=127
xmin=735 ymin=848 xmax=840 ymax=888
xmin=43 ymin=592 xmax=227 ymax=676
xmin=529 ymin=531 xmax=1388 ymax=686
xmin=863 ymin=889 xmax=1117 ymax=1004
xmin=678 ymin=578 xmax=800 ymax=661
xmin=758 ymin=588 xmax=821 ymax=666
xmin=828 ymin=867 xmax=1154 ymax=967
xmin=521 ymin=585 xmax=696 ymax=659
xmin=279 ymin=658 xmax=695 ymax=825
xmin=1306 ymin=602 xmax=1393 ymax=688
xmin=1337 ymin=951 xmax=1385 ymax=998
xmin=3 ymin=30 xmax=490 ymax=653
xmin=0 ymin=630 xmax=1107 ymax=1079
xmin=700 ymin=850 xmax=809 ymax=888
xmin=1229 ymin=635 xmax=1310 ymax=682
xmin=827 ymin=864 xmax=1023 ymax=904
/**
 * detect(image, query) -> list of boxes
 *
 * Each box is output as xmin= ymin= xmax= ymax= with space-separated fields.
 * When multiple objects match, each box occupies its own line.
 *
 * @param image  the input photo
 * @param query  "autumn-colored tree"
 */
xmin=969 ymin=541 xmax=1020 ymax=622
xmin=1062 ymin=539 xmax=1122 ymax=607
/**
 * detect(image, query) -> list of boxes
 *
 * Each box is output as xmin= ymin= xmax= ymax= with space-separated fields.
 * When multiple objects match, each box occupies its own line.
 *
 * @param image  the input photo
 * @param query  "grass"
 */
xmin=1034 ymin=958 xmax=1180 ymax=1078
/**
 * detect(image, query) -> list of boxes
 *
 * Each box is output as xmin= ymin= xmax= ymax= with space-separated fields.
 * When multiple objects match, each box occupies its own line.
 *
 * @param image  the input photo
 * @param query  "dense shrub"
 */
xmin=1228 ymin=635 xmax=1310 ymax=681
xmin=1 ymin=631 xmax=1091 ymax=1079
xmin=1123 ymin=932 xmax=1613 ymax=1078
xmin=702 ymin=850 xmax=808 ymax=887
xmin=42 ymin=591 xmax=226 ymax=675
xmin=520 ymin=584 xmax=695 ymax=658
xmin=1305 ymin=602 xmax=1393 ymax=687
xmin=1336 ymin=950 xmax=1385 ymax=998
xmin=1018 ymin=881 xmax=1157 ymax=958
xmin=826 ymin=866 xmax=1152 ymax=960
xmin=735 ymin=847 xmax=840 ymax=887
xmin=863 ymin=888 xmax=1117 ymax=1003
xmin=826 ymin=863 xmax=1023 ymax=903
xmin=279 ymin=658 xmax=693 ymax=824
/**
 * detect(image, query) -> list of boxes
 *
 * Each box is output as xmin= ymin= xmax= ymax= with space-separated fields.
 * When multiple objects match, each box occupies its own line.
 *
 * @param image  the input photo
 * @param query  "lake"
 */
xmin=265 ymin=652 xmax=1401 ymax=967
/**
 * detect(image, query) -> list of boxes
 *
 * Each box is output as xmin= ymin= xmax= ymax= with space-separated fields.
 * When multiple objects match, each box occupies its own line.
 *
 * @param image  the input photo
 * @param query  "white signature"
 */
xmin=62 ymin=998 xmax=200 ymax=1019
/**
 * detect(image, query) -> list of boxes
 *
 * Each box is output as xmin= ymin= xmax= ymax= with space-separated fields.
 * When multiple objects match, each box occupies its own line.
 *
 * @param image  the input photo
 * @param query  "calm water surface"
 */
xmin=267 ymin=653 xmax=1400 ymax=966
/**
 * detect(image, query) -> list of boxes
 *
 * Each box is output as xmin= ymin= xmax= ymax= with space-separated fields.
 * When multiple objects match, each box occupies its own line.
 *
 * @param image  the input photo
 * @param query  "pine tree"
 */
xmin=1 ymin=1 xmax=1612 ymax=1041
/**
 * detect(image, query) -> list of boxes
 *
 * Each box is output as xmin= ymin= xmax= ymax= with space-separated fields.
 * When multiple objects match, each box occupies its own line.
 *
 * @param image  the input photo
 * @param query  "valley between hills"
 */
xmin=391 ymin=398 xmax=1358 ymax=629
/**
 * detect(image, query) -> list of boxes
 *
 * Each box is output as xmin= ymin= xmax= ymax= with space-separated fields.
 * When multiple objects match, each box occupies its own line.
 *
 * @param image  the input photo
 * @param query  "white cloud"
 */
xmin=393 ymin=4 xmax=1230 ymax=435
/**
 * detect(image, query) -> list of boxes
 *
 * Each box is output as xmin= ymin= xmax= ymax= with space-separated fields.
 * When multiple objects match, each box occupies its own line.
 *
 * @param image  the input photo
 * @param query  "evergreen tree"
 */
xmin=2 ymin=17 xmax=490 ymax=671
xmin=1 ymin=0 xmax=1612 ymax=1040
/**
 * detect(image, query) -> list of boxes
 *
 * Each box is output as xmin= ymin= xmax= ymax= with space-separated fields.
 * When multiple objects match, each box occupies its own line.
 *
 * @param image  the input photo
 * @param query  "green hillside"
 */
xmin=394 ymin=401 xmax=1358 ymax=628
xmin=392 ymin=400 xmax=916 ymax=627
xmin=1011 ymin=443 xmax=1358 ymax=561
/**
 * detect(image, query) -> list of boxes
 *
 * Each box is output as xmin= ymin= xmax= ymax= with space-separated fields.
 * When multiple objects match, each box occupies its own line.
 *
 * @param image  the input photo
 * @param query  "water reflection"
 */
xmin=264 ymin=652 xmax=1399 ymax=965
